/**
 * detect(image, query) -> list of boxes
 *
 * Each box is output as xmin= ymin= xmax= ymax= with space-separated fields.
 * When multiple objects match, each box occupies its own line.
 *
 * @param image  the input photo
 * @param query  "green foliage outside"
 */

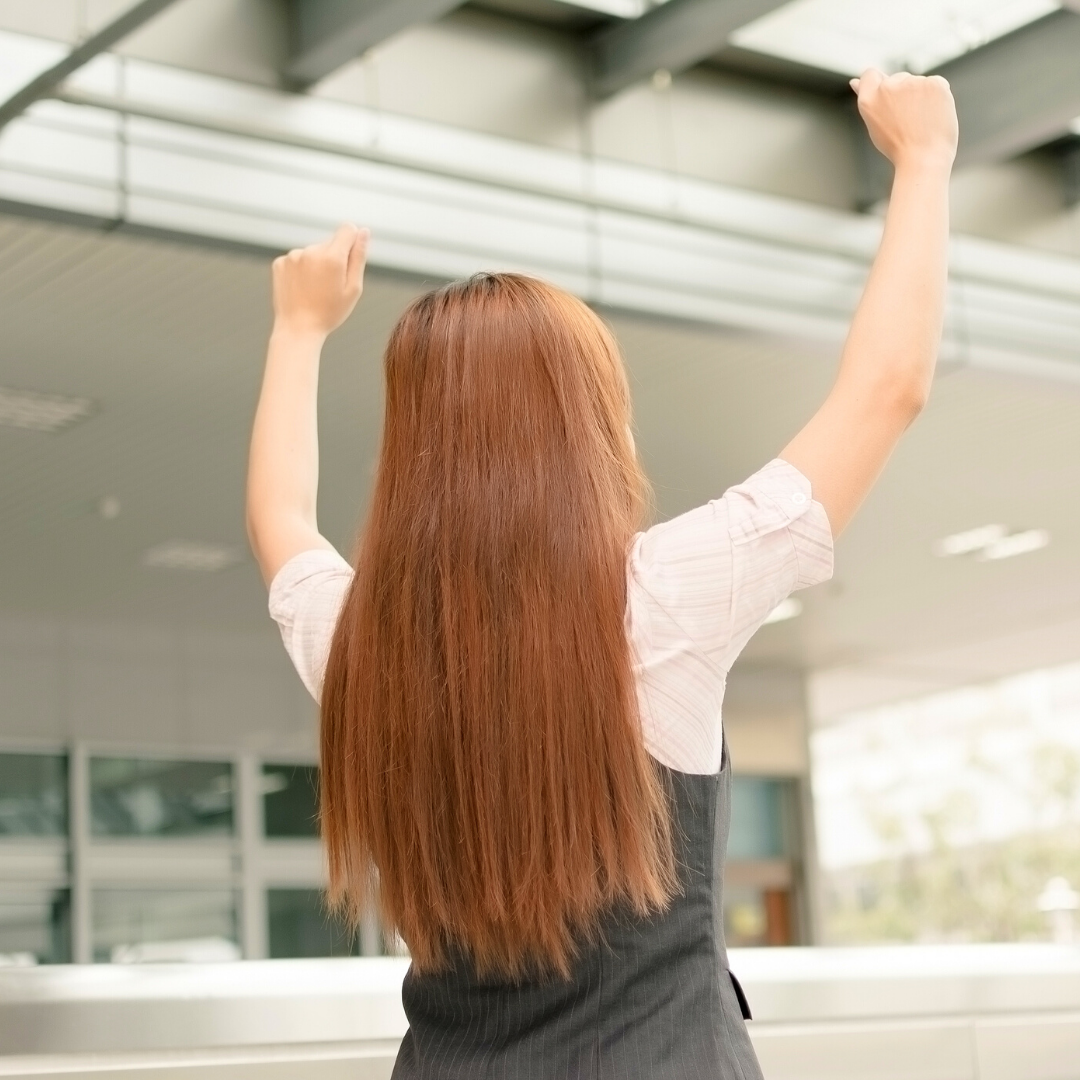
xmin=823 ymin=826 xmax=1080 ymax=944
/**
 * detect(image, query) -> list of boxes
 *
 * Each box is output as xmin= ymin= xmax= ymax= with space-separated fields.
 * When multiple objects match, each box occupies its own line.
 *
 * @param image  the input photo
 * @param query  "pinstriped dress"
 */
xmin=393 ymin=740 xmax=759 ymax=1079
xmin=268 ymin=458 xmax=834 ymax=1079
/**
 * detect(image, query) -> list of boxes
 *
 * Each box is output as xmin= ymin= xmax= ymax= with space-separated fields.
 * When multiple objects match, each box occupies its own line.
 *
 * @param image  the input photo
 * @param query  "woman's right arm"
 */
xmin=780 ymin=69 xmax=958 ymax=538
xmin=247 ymin=225 xmax=369 ymax=586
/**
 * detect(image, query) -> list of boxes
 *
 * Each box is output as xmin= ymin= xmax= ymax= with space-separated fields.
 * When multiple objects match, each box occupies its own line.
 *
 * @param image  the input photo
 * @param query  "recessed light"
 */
xmin=763 ymin=597 xmax=802 ymax=625
xmin=978 ymin=529 xmax=1050 ymax=561
xmin=98 ymin=495 xmax=121 ymax=520
xmin=559 ymin=0 xmax=650 ymax=16
xmin=0 ymin=385 xmax=95 ymax=432
xmin=143 ymin=541 xmax=240 ymax=572
xmin=934 ymin=524 xmax=1007 ymax=557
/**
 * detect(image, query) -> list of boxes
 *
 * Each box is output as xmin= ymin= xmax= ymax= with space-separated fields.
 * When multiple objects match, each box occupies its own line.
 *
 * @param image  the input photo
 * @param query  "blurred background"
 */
xmin=0 ymin=0 xmax=1079 ymax=973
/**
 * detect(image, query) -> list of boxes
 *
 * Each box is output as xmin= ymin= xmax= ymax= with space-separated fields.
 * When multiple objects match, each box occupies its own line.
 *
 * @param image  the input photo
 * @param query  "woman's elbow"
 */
xmin=245 ymin=495 xmax=269 ymax=565
xmin=880 ymin=369 xmax=931 ymax=427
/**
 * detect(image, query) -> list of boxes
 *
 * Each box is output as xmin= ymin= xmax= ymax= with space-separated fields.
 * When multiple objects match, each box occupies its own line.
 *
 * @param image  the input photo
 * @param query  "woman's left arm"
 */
xmin=246 ymin=224 xmax=369 ymax=586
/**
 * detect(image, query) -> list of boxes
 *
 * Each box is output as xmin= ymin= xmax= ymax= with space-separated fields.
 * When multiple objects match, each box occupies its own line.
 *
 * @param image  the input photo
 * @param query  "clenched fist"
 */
xmin=272 ymin=223 xmax=370 ymax=337
xmin=852 ymin=69 xmax=958 ymax=173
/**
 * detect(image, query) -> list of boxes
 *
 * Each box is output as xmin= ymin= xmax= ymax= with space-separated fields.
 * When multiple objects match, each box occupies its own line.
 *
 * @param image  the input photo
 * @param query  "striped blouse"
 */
xmin=269 ymin=458 xmax=833 ymax=774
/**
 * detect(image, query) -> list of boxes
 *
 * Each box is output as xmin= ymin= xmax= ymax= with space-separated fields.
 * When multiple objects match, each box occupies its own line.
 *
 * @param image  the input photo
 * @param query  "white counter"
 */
xmin=1 ymin=945 xmax=1078 ymax=1079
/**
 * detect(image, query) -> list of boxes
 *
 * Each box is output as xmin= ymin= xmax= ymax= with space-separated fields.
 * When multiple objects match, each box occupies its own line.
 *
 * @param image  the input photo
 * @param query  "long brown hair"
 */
xmin=320 ymin=273 xmax=675 ymax=979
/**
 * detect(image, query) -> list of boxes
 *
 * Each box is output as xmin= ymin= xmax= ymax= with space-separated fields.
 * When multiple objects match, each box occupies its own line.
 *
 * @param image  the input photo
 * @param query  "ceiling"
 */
xmin=477 ymin=0 xmax=1064 ymax=76
xmin=729 ymin=0 xmax=1060 ymax=76
xmin=3 ymin=211 xmax=1080 ymax=708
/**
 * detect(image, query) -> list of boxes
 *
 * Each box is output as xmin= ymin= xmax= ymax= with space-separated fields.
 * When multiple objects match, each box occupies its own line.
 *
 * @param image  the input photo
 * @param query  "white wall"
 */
xmin=725 ymin=665 xmax=810 ymax=776
xmin=0 ymin=615 xmax=316 ymax=759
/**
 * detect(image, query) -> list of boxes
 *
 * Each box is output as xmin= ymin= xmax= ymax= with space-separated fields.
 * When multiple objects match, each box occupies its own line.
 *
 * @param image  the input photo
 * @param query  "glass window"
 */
xmin=266 ymin=887 xmax=359 ymax=958
xmin=90 ymin=758 xmax=233 ymax=837
xmin=262 ymin=763 xmax=319 ymax=839
xmin=0 ymin=887 xmax=70 ymax=964
xmin=0 ymin=753 xmax=67 ymax=836
xmin=728 ymin=776 xmax=788 ymax=861
xmin=91 ymin=888 xmax=239 ymax=963
xmin=811 ymin=661 xmax=1080 ymax=945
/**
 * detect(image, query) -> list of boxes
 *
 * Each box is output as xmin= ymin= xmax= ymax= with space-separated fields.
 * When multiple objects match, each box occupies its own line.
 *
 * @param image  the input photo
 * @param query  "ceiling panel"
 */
xmin=731 ymin=0 xmax=1059 ymax=76
xmin=2 ymin=212 xmax=1080 ymax=701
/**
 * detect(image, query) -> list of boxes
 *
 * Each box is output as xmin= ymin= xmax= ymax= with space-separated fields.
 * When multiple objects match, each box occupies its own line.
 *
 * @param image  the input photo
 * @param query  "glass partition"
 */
xmin=0 ymin=752 xmax=68 ymax=836
xmin=0 ymin=746 xmax=811 ymax=959
xmin=729 ymin=776 xmax=787 ymax=860
xmin=0 ymin=887 xmax=70 ymax=964
xmin=262 ymin=763 xmax=320 ymax=839
xmin=91 ymin=887 xmax=239 ymax=963
xmin=266 ymin=887 xmax=359 ymax=959
xmin=90 ymin=758 xmax=234 ymax=837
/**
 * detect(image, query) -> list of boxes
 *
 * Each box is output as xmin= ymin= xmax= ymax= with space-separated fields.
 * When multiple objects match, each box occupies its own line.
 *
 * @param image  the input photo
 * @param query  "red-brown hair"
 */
xmin=320 ymin=273 xmax=675 ymax=979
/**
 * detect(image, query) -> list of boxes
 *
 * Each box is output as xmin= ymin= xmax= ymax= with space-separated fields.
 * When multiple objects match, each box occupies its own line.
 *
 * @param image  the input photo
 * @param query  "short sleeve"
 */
xmin=627 ymin=458 xmax=833 ymax=670
xmin=721 ymin=458 xmax=833 ymax=661
xmin=268 ymin=548 xmax=355 ymax=702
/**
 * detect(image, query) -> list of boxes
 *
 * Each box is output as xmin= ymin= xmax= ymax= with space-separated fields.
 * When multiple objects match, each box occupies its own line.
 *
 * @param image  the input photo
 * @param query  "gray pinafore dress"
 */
xmin=392 ymin=737 xmax=763 ymax=1079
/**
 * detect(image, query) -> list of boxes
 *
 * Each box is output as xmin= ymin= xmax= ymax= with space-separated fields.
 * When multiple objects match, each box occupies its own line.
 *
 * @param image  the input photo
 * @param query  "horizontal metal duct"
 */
xmin=0 ymin=30 xmax=1079 ymax=385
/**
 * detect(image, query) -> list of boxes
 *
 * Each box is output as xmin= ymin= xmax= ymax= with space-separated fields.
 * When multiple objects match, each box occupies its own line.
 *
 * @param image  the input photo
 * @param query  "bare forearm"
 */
xmin=246 ymin=226 xmax=368 ymax=584
xmin=782 ymin=161 xmax=951 ymax=533
xmin=246 ymin=325 xmax=329 ymax=583
xmin=839 ymin=158 xmax=951 ymax=408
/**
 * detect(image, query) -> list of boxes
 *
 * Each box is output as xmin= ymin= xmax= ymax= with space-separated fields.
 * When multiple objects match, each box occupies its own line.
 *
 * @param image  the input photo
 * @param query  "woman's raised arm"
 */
xmin=780 ymin=69 xmax=958 ymax=538
xmin=246 ymin=224 xmax=369 ymax=585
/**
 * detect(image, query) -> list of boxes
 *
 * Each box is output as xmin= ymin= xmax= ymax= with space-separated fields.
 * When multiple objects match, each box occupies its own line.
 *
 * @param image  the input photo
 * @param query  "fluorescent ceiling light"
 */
xmin=558 ymin=0 xmax=672 ymax=16
xmin=557 ymin=0 xmax=646 ymax=15
xmin=731 ymin=0 xmax=1058 ymax=77
xmin=0 ymin=384 xmax=95 ymax=432
xmin=934 ymin=524 xmax=1007 ymax=557
xmin=763 ymin=597 xmax=802 ymax=625
xmin=935 ymin=523 xmax=1050 ymax=560
xmin=98 ymin=495 xmax=122 ymax=520
xmin=143 ymin=541 xmax=240 ymax=572
xmin=978 ymin=529 xmax=1050 ymax=560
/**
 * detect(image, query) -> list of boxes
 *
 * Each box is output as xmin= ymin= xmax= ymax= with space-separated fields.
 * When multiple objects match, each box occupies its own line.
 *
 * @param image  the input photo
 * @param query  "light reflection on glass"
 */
xmin=90 ymin=758 xmax=233 ymax=837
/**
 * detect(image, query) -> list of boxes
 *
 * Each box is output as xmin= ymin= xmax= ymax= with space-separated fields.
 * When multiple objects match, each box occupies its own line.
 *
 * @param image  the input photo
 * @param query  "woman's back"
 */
xmin=269 ymin=458 xmax=832 ymax=1077
xmin=395 ymin=761 xmax=752 ymax=1080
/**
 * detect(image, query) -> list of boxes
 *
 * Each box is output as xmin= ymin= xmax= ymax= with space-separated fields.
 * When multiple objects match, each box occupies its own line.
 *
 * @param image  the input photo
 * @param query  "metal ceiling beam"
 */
xmin=285 ymin=0 xmax=466 ymax=87
xmin=937 ymin=8 xmax=1080 ymax=169
xmin=591 ymin=0 xmax=791 ymax=98
xmin=0 ymin=0 xmax=183 ymax=131
xmin=856 ymin=8 xmax=1080 ymax=208
xmin=1064 ymin=140 xmax=1080 ymax=208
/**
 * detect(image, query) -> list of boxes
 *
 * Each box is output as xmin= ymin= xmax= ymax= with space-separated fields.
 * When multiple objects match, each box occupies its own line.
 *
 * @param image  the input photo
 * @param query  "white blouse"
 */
xmin=269 ymin=458 xmax=833 ymax=775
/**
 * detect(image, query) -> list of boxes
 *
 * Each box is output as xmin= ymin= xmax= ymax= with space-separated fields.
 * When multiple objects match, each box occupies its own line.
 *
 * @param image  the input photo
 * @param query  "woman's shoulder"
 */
xmin=268 ymin=548 xmax=354 ymax=702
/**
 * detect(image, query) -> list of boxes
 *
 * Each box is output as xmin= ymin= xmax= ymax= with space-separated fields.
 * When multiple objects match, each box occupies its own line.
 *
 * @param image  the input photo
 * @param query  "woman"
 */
xmin=248 ymin=70 xmax=957 ymax=1078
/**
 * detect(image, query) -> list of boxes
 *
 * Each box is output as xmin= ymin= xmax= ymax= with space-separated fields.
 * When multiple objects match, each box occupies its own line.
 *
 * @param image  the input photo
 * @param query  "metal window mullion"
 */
xmin=69 ymin=741 xmax=92 ymax=963
xmin=236 ymin=751 xmax=267 ymax=959
xmin=796 ymin=676 xmax=825 ymax=947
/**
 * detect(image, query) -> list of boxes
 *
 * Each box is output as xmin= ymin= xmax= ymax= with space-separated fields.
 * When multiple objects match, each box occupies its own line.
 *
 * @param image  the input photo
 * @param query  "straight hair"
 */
xmin=320 ymin=273 xmax=675 ymax=979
